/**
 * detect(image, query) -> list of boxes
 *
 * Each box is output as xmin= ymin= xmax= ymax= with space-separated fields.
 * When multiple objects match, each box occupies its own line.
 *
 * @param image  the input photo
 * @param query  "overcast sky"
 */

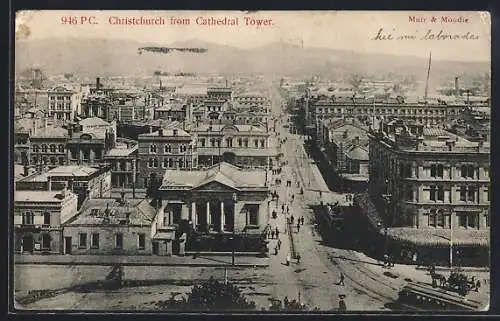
xmin=16 ymin=11 xmax=490 ymax=62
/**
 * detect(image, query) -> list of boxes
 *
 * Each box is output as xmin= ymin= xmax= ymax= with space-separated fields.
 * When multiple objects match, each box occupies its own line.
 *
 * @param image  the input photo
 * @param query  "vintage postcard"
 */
xmin=12 ymin=10 xmax=490 ymax=312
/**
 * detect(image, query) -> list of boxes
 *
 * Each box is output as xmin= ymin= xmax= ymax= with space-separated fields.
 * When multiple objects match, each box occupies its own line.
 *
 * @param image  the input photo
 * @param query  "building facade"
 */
xmin=153 ymin=162 xmax=270 ymax=255
xmin=47 ymin=86 xmax=74 ymax=121
xmin=14 ymin=188 xmax=78 ymax=254
xmin=103 ymin=141 xmax=138 ymax=188
xmin=368 ymin=121 xmax=490 ymax=230
xmin=137 ymin=126 xmax=198 ymax=188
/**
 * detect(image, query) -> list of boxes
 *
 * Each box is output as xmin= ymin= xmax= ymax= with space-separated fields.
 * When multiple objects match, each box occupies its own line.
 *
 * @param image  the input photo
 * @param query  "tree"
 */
xmin=156 ymin=277 xmax=256 ymax=311
xmin=348 ymin=74 xmax=364 ymax=92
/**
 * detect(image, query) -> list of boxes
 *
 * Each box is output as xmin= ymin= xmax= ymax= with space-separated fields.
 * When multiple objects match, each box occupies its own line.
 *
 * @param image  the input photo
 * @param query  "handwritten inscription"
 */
xmin=371 ymin=28 xmax=480 ymax=41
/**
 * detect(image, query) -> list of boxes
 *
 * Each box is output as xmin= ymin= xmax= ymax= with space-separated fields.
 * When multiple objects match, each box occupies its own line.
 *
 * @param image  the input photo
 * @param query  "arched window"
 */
xmin=43 ymin=212 xmax=51 ymax=225
xmin=58 ymin=157 xmax=65 ymax=165
xmin=153 ymin=158 xmax=158 ymax=168
xmin=49 ymin=144 xmax=56 ymax=153
xmin=58 ymin=145 xmax=65 ymax=153
xmin=168 ymin=158 xmax=173 ymax=168
xmin=429 ymin=209 xmax=437 ymax=227
xmin=32 ymin=145 xmax=39 ymax=153
xmin=41 ymin=145 xmax=48 ymax=153
xmin=164 ymin=145 xmax=171 ymax=153
xmin=148 ymin=158 xmax=154 ymax=168
xmin=179 ymin=159 xmax=184 ymax=168
xmin=150 ymin=144 xmax=157 ymax=153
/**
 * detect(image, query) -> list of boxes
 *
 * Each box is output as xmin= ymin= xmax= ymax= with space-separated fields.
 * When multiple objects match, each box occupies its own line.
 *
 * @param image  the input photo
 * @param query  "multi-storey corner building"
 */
xmin=47 ymin=86 xmax=75 ymax=121
xmin=137 ymin=125 xmax=198 ymax=188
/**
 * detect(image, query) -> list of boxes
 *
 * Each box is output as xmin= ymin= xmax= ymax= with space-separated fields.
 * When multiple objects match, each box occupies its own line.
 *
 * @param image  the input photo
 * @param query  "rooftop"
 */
xmin=31 ymin=125 xmax=68 ymax=139
xmin=15 ymin=190 xmax=74 ymax=203
xmin=66 ymin=198 xmax=155 ymax=226
xmin=79 ymin=117 xmax=110 ymax=127
xmin=160 ymin=162 xmax=267 ymax=191
xmin=18 ymin=166 xmax=99 ymax=182
xmin=387 ymin=227 xmax=489 ymax=247
xmin=195 ymin=124 xmax=266 ymax=133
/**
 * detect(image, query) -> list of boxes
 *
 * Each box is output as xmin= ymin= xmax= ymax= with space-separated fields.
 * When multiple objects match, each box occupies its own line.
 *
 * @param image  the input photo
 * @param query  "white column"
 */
xmin=207 ymin=201 xmax=211 ymax=227
xmin=220 ymin=201 xmax=225 ymax=232
xmin=192 ymin=202 xmax=197 ymax=228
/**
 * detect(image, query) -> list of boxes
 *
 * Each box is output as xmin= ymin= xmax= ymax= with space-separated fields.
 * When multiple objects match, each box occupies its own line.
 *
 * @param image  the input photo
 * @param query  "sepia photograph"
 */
xmin=12 ymin=10 xmax=491 ymax=312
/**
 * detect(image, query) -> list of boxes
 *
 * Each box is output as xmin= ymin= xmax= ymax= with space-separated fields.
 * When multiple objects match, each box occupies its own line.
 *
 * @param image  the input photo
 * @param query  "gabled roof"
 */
xmin=79 ymin=117 xmax=110 ymax=126
xmin=160 ymin=162 xmax=267 ymax=190
xmin=345 ymin=145 xmax=369 ymax=161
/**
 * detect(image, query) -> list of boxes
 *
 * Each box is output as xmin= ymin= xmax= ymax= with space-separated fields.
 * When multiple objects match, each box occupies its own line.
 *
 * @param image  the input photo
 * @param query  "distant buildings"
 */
xmin=103 ymin=140 xmax=138 ymax=188
xmin=47 ymin=86 xmax=74 ymax=121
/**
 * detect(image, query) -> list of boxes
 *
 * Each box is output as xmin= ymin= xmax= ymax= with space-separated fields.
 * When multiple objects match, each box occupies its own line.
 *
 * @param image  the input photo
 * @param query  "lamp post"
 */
xmin=231 ymin=192 xmax=237 ymax=266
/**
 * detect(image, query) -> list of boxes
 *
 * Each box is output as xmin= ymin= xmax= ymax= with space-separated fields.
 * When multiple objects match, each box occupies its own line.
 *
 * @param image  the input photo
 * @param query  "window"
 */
xmin=460 ymin=186 xmax=467 ymax=201
xmin=200 ymin=139 xmax=206 ymax=147
xmin=178 ymin=159 xmax=184 ymax=168
xmin=150 ymin=144 xmax=157 ymax=153
xmin=486 ymin=214 xmax=490 ymax=227
xmin=32 ymin=145 xmax=39 ymax=153
xmin=254 ymin=140 xmax=259 ymax=148
xmin=210 ymin=139 xmax=215 ymax=147
xmin=91 ymin=233 xmax=99 ymax=249
xmin=153 ymin=158 xmax=158 ymax=168
xmin=162 ymin=158 xmax=168 ymax=168
xmin=164 ymin=145 xmax=172 ymax=153
xmin=238 ymin=139 xmax=242 ymax=147
xmin=429 ymin=186 xmax=436 ymax=201
xmin=168 ymin=158 xmax=173 ymax=168
xmin=244 ymin=139 xmax=249 ymax=148
xmin=406 ymin=186 xmax=413 ymax=201
xmin=467 ymin=186 xmax=476 ymax=202
xmin=180 ymin=145 xmax=187 ymax=153
xmin=430 ymin=164 xmax=443 ymax=178
xmin=58 ymin=145 xmax=65 ymax=153
xmin=461 ymin=165 xmax=475 ymax=178
xmin=22 ymin=212 xmax=34 ymax=225
xmin=41 ymin=145 xmax=48 ymax=153
xmin=148 ymin=158 xmax=154 ymax=168
xmin=247 ymin=205 xmax=259 ymax=226
xmin=484 ymin=167 xmax=490 ymax=179
xmin=260 ymin=140 xmax=265 ymax=148
xmin=226 ymin=138 xmax=233 ymax=147
xmin=49 ymin=144 xmax=56 ymax=153
xmin=41 ymin=234 xmax=51 ymax=250
xmin=138 ymin=233 xmax=146 ymax=250
xmin=43 ymin=212 xmax=50 ymax=226
xmin=485 ymin=188 xmax=490 ymax=202
xmin=429 ymin=209 xmax=437 ymax=227
xmin=437 ymin=186 xmax=444 ymax=201
xmin=115 ymin=233 xmax=123 ymax=249
xmin=79 ymin=233 xmax=87 ymax=249
xmin=437 ymin=210 xmax=445 ymax=227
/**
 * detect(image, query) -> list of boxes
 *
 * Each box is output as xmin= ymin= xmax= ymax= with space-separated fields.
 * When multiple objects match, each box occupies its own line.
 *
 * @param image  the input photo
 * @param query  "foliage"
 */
xmin=156 ymin=277 xmax=256 ymax=311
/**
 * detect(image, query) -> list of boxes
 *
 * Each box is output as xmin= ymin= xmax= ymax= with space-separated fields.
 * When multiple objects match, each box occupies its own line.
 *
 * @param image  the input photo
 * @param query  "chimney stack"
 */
xmin=44 ymin=118 xmax=48 ymax=128
xmin=455 ymin=77 xmax=460 ymax=97
xmin=149 ymin=125 xmax=153 ymax=134
xmin=96 ymin=77 xmax=101 ymax=90
xmin=158 ymin=128 xmax=164 ymax=136
xmin=31 ymin=119 xmax=37 ymax=136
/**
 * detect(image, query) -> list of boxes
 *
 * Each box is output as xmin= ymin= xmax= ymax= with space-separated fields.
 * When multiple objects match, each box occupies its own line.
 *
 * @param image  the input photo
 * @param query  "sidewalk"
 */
xmin=14 ymin=254 xmax=269 ymax=268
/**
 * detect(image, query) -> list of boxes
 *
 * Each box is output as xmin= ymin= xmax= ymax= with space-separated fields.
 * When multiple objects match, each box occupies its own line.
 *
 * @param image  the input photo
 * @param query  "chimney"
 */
xmin=44 ymin=118 xmax=48 ymax=128
xmin=47 ymin=176 xmax=52 ymax=192
xmin=96 ymin=77 xmax=100 ymax=90
xmin=173 ymin=129 xmax=178 ymax=136
xmin=149 ymin=125 xmax=153 ymax=134
xmin=158 ymin=128 xmax=164 ymax=136
xmin=455 ymin=77 xmax=460 ymax=97
xmin=32 ymin=119 xmax=37 ymax=136
xmin=68 ymin=178 xmax=74 ymax=192
xmin=354 ymin=136 xmax=360 ymax=146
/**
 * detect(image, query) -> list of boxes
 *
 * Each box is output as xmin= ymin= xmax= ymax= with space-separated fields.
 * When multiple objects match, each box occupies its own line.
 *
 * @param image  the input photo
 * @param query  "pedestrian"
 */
xmin=281 ymin=204 xmax=285 ymax=213
xmin=338 ymin=295 xmax=347 ymax=311
xmin=277 ymin=238 xmax=281 ymax=250
xmin=476 ymin=280 xmax=481 ymax=292
xmin=291 ymin=194 xmax=295 ymax=202
xmin=296 ymin=253 xmax=301 ymax=264
xmin=286 ymin=253 xmax=291 ymax=266
xmin=301 ymin=216 xmax=304 ymax=225
xmin=338 ymin=272 xmax=345 ymax=286
xmin=271 ymin=230 xmax=275 ymax=239
xmin=274 ymin=246 xmax=278 ymax=256
xmin=383 ymin=254 xmax=389 ymax=268
xmin=286 ymin=205 xmax=289 ymax=214
xmin=297 ymin=223 xmax=301 ymax=232
xmin=291 ymin=215 xmax=294 ymax=224
xmin=276 ymin=229 xmax=280 ymax=240
xmin=268 ymin=228 xmax=272 ymax=239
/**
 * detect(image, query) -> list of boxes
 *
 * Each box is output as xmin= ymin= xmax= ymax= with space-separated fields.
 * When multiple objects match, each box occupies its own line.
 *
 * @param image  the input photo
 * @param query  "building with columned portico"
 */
xmin=151 ymin=162 xmax=270 ymax=256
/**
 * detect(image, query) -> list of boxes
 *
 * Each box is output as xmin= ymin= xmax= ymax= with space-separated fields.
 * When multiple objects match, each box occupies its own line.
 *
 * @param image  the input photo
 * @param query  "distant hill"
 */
xmin=15 ymin=38 xmax=490 ymax=80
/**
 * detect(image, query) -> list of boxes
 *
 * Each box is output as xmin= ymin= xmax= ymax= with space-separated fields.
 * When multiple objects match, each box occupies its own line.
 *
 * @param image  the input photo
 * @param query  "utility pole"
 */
xmin=424 ymin=51 xmax=432 ymax=103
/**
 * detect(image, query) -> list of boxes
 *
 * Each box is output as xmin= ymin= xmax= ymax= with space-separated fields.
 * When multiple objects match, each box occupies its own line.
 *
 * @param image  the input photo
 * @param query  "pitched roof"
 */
xmin=79 ymin=117 xmax=110 ymax=126
xmin=345 ymin=145 xmax=369 ymax=161
xmin=160 ymin=162 xmax=267 ymax=190
xmin=31 ymin=125 xmax=68 ymax=138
